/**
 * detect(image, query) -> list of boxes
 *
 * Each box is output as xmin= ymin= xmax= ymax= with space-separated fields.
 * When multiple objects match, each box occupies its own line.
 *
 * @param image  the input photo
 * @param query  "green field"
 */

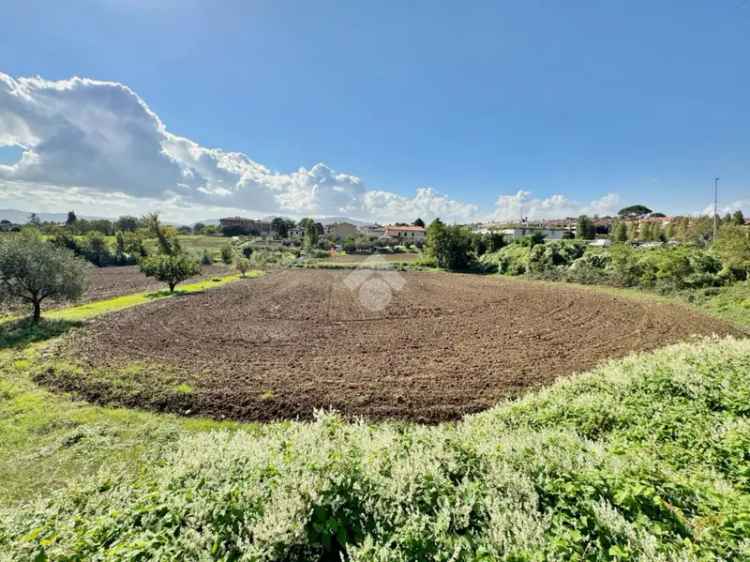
xmin=144 ymin=234 xmax=235 ymax=258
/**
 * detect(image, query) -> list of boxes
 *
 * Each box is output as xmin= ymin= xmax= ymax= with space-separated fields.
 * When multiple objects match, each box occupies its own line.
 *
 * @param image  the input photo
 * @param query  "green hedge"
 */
xmin=3 ymin=338 xmax=750 ymax=560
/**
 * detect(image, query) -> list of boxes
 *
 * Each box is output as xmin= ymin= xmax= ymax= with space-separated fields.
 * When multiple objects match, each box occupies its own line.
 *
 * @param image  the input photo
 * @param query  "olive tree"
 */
xmin=139 ymin=254 xmax=201 ymax=293
xmin=0 ymin=233 xmax=89 ymax=322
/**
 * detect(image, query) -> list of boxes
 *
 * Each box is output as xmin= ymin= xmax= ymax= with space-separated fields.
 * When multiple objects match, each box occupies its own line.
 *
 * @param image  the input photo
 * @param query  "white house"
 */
xmin=383 ymin=225 xmax=426 ymax=242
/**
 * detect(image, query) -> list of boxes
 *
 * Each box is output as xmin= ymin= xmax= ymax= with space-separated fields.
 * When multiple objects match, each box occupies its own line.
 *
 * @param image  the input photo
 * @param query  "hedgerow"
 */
xmin=482 ymin=241 xmax=737 ymax=293
xmin=3 ymin=337 xmax=750 ymax=560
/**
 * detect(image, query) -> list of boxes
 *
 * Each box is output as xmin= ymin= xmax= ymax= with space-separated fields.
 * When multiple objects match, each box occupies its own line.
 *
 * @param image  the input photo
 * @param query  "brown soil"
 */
xmin=78 ymin=264 xmax=231 ymax=302
xmin=320 ymin=253 xmax=421 ymax=264
xmin=1 ymin=264 xmax=231 ymax=317
xmin=48 ymin=270 xmax=740 ymax=423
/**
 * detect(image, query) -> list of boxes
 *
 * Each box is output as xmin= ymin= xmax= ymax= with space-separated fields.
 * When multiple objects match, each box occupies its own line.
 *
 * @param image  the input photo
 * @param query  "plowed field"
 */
xmin=45 ymin=270 xmax=740 ymax=422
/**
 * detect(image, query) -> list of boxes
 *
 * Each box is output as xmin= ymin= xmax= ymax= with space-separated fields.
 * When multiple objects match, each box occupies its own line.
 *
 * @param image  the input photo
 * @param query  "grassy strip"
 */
xmin=2 ymin=337 xmax=750 ymax=559
xmin=43 ymin=270 xmax=263 ymax=322
xmin=297 ymin=261 xmax=439 ymax=271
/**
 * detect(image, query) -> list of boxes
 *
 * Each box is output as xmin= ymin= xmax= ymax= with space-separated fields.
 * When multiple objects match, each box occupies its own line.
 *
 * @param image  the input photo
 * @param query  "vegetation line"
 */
xmin=41 ymin=271 xmax=262 ymax=323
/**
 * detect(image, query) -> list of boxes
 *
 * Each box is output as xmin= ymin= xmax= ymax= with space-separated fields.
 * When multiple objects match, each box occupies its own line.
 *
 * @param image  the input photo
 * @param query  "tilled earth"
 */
xmin=46 ymin=269 xmax=741 ymax=422
xmin=76 ymin=264 xmax=231 ymax=302
xmin=2 ymin=264 xmax=230 ymax=316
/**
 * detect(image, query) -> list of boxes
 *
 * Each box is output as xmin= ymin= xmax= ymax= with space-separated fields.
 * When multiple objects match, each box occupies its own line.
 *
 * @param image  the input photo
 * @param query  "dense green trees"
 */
xmin=618 ymin=204 xmax=652 ymax=216
xmin=575 ymin=215 xmax=596 ymax=240
xmin=271 ymin=217 xmax=289 ymax=238
xmin=0 ymin=232 xmax=89 ymax=322
xmin=424 ymin=219 xmax=476 ymax=270
xmin=714 ymin=225 xmax=750 ymax=280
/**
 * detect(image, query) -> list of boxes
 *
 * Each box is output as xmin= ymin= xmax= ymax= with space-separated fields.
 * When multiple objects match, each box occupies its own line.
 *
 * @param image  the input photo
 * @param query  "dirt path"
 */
xmin=50 ymin=269 xmax=741 ymax=422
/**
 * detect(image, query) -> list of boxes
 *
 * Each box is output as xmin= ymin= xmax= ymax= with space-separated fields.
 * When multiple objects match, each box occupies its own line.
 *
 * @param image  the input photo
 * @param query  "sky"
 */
xmin=0 ymin=0 xmax=748 ymax=224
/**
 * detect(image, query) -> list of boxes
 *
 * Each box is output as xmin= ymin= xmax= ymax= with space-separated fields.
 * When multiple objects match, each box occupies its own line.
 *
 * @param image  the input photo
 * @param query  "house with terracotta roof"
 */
xmin=383 ymin=224 xmax=426 ymax=241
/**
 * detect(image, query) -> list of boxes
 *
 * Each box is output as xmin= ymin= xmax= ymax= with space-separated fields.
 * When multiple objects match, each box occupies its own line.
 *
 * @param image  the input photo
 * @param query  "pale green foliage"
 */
xmin=713 ymin=225 xmax=750 ymax=280
xmin=4 ymin=338 xmax=750 ymax=559
xmin=0 ymin=232 xmax=89 ymax=321
xmin=139 ymin=254 xmax=201 ymax=292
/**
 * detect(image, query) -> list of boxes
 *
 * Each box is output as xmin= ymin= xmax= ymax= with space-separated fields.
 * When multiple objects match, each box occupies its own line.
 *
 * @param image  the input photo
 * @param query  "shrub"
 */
xmin=139 ymin=254 xmax=201 ymax=293
xmin=484 ymin=245 xmax=531 ymax=275
xmin=527 ymin=241 xmax=586 ymax=276
xmin=235 ymin=257 xmax=251 ymax=277
xmin=566 ymin=253 xmax=612 ymax=285
xmin=220 ymin=244 xmax=234 ymax=265
xmin=714 ymin=225 xmax=750 ymax=281
xmin=200 ymin=249 xmax=213 ymax=265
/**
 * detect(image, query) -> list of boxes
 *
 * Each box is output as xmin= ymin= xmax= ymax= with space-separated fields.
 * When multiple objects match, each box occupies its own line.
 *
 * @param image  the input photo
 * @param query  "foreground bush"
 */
xmin=3 ymin=338 xmax=750 ymax=560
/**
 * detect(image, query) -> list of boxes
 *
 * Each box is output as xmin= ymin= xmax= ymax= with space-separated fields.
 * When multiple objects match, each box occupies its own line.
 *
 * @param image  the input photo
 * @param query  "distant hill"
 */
xmin=194 ymin=216 xmax=373 ymax=227
xmin=0 ymin=209 xmax=106 ymax=224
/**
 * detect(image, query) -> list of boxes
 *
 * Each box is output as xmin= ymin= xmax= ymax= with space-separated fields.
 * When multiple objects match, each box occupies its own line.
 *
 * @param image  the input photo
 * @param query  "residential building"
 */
xmin=500 ymin=226 xmax=571 ymax=241
xmin=383 ymin=224 xmax=426 ymax=241
xmin=358 ymin=224 xmax=385 ymax=238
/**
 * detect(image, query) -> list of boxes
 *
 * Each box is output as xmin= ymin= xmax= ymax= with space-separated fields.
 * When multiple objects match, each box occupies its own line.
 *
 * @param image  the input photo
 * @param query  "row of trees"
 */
xmin=0 ymin=214 xmax=214 ymax=323
xmin=572 ymin=210 xmax=746 ymax=243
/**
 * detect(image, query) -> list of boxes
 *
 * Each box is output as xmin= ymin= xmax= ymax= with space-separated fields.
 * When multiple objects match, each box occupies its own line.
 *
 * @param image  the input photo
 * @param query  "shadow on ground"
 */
xmin=0 ymin=318 xmax=83 ymax=349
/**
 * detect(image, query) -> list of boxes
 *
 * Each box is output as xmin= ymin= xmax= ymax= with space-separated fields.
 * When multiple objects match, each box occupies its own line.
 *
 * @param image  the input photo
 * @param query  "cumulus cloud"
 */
xmin=491 ymin=190 xmax=620 ymax=222
xmin=0 ymin=72 xmax=623 ymax=224
xmin=701 ymin=198 xmax=750 ymax=217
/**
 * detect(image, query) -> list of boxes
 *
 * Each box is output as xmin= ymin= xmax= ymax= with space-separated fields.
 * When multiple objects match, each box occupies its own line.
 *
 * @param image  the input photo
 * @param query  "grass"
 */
xmin=144 ymin=234 xmax=235 ymax=258
xmin=682 ymin=283 xmax=750 ymax=329
xmin=498 ymin=274 xmax=750 ymax=332
xmin=0 ymin=345 xmax=252 ymax=507
xmin=0 ymin=269 xmax=266 ymax=506
xmin=41 ymin=270 xmax=262 ymax=322
xmin=0 ymin=318 xmax=81 ymax=350
xmin=2 ymin=338 xmax=750 ymax=559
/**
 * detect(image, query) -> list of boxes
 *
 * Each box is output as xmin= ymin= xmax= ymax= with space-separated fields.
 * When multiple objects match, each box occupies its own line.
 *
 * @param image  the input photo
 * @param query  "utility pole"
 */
xmin=713 ymin=177 xmax=719 ymax=241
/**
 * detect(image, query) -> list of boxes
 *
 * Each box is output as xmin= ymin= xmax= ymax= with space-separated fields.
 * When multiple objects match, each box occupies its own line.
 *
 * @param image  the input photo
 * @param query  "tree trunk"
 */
xmin=169 ymin=282 xmax=176 ymax=293
xmin=32 ymin=300 xmax=41 ymax=323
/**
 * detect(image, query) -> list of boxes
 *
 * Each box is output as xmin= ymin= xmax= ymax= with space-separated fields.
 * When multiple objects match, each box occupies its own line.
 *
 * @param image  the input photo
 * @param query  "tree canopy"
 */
xmin=425 ymin=219 xmax=475 ymax=270
xmin=618 ymin=205 xmax=652 ymax=217
xmin=0 ymin=232 xmax=89 ymax=322
xmin=576 ymin=215 xmax=596 ymax=240
xmin=139 ymin=254 xmax=201 ymax=293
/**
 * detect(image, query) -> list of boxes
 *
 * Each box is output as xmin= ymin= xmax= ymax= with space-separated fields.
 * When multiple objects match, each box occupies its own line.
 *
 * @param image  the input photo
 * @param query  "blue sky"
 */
xmin=0 ymin=0 xmax=748 ymax=222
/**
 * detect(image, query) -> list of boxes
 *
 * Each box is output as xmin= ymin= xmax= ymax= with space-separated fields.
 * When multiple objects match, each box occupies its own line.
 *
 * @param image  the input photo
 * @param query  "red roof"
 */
xmin=384 ymin=225 xmax=425 ymax=232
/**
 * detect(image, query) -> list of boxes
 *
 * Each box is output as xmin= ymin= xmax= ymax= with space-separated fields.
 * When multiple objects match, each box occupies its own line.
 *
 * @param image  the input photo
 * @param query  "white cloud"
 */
xmin=0 ymin=72 xmax=623 ymax=224
xmin=701 ymin=199 xmax=750 ymax=217
xmin=491 ymin=190 xmax=620 ymax=222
